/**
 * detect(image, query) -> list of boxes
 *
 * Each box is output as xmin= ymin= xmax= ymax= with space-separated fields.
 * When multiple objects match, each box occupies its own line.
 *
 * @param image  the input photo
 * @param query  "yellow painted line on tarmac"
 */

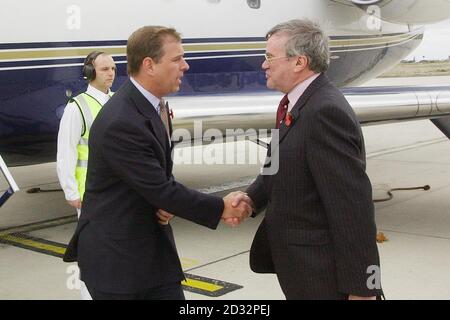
xmin=0 ymin=231 xmax=242 ymax=296
xmin=0 ymin=234 xmax=66 ymax=255
xmin=182 ymin=273 xmax=243 ymax=297
xmin=0 ymin=215 xmax=244 ymax=297
xmin=0 ymin=221 xmax=243 ymax=296
xmin=0 ymin=215 xmax=76 ymax=258
xmin=0 ymin=233 xmax=67 ymax=258
xmin=182 ymin=278 xmax=223 ymax=292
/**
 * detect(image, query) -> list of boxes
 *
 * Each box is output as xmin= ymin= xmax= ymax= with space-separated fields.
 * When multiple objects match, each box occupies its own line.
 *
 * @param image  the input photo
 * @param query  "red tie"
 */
xmin=275 ymin=94 xmax=289 ymax=129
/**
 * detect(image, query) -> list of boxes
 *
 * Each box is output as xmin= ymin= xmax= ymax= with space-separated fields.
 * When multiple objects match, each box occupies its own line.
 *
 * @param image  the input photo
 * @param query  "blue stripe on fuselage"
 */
xmin=0 ymin=37 xmax=266 ymax=50
xmin=0 ymin=51 xmax=264 ymax=69
xmin=0 ymin=56 xmax=128 ymax=69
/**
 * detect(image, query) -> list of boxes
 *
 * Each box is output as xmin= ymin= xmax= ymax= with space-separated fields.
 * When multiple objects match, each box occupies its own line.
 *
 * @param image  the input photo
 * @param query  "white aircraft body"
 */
xmin=2 ymin=0 xmax=450 ymax=205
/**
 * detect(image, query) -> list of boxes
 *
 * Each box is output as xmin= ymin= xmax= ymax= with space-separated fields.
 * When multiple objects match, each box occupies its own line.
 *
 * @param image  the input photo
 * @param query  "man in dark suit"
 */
xmin=63 ymin=26 xmax=251 ymax=300
xmin=231 ymin=19 xmax=383 ymax=300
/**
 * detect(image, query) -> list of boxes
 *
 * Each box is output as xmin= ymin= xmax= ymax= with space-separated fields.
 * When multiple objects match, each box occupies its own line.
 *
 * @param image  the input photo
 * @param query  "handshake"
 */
xmin=221 ymin=191 xmax=254 ymax=227
xmin=156 ymin=191 xmax=254 ymax=227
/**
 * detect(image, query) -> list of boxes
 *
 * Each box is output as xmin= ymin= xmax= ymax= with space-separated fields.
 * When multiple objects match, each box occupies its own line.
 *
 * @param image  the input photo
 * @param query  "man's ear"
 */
xmin=294 ymin=55 xmax=308 ymax=72
xmin=143 ymin=57 xmax=155 ymax=75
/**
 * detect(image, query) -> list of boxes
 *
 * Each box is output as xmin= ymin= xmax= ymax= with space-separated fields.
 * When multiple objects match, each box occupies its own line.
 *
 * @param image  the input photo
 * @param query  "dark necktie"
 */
xmin=275 ymin=94 xmax=289 ymax=129
xmin=159 ymin=99 xmax=171 ymax=143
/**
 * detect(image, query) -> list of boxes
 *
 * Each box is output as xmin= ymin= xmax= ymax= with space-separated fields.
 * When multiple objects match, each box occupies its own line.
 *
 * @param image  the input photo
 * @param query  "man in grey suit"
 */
xmin=231 ymin=19 xmax=383 ymax=300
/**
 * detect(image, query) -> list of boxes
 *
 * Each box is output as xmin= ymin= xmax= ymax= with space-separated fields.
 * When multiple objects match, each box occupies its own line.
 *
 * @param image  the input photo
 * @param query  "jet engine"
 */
xmin=337 ymin=0 xmax=450 ymax=24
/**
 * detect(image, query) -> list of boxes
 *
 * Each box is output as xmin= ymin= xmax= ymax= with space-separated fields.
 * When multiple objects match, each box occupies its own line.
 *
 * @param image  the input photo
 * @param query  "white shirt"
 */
xmin=130 ymin=77 xmax=160 ymax=113
xmin=287 ymin=73 xmax=321 ymax=112
xmin=56 ymin=85 xmax=112 ymax=201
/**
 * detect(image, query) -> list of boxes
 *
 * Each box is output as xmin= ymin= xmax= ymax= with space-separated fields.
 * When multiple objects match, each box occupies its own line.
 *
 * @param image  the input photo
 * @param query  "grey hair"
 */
xmin=266 ymin=19 xmax=330 ymax=73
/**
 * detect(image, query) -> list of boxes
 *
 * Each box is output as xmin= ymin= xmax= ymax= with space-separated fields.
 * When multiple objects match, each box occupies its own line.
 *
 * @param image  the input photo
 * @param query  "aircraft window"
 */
xmin=247 ymin=0 xmax=261 ymax=9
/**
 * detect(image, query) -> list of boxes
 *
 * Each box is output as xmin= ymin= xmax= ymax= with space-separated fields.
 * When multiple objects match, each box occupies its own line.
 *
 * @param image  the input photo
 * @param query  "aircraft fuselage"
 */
xmin=0 ymin=0 xmax=438 ymax=166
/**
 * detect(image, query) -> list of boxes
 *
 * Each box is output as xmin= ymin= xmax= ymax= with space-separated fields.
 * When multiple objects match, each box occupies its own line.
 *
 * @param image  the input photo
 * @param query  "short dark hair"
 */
xmin=127 ymin=26 xmax=181 ymax=75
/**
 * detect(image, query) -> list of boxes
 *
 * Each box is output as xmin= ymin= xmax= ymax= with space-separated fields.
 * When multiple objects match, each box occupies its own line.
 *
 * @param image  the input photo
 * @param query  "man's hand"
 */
xmin=230 ymin=191 xmax=254 ymax=210
xmin=156 ymin=209 xmax=174 ymax=225
xmin=67 ymin=199 xmax=81 ymax=209
xmin=221 ymin=191 xmax=253 ymax=227
xmin=348 ymin=295 xmax=376 ymax=300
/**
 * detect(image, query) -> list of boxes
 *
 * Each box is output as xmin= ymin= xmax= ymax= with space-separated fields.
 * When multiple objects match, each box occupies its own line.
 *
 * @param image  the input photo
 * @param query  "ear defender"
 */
xmin=82 ymin=51 xmax=105 ymax=81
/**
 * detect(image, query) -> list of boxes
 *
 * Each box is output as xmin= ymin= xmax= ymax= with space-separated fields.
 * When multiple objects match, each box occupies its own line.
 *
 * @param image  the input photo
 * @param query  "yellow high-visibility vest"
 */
xmin=72 ymin=92 xmax=111 ymax=200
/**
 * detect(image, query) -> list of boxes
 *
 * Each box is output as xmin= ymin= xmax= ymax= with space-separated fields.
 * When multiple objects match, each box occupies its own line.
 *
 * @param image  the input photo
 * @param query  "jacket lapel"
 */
xmin=127 ymin=80 xmax=168 ymax=151
xmin=277 ymin=73 xmax=330 ymax=145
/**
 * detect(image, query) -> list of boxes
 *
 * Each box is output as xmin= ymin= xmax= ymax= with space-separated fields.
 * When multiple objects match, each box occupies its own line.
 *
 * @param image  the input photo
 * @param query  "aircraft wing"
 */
xmin=168 ymin=86 xmax=450 ymax=142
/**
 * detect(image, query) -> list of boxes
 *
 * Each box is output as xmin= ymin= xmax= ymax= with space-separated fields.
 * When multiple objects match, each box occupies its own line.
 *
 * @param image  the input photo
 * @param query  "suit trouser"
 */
xmin=86 ymin=282 xmax=185 ymax=300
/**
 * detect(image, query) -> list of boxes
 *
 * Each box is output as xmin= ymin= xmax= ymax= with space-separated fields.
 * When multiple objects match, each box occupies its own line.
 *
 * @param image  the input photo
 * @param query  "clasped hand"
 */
xmin=154 ymin=191 xmax=253 ymax=227
xmin=221 ymin=191 xmax=253 ymax=227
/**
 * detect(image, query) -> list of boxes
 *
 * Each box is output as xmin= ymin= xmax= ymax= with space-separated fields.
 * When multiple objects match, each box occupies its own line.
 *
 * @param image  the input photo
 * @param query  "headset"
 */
xmin=82 ymin=51 xmax=105 ymax=81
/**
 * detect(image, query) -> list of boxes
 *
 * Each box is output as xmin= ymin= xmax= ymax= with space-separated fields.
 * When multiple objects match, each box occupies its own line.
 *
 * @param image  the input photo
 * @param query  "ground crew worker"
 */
xmin=57 ymin=51 xmax=116 ymax=216
xmin=56 ymin=51 xmax=116 ymax=300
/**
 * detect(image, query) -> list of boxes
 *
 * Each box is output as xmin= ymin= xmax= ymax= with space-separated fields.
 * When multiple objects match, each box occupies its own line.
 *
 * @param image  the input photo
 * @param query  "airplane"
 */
xmin=2 ymin=0 xmax=450 ymax=206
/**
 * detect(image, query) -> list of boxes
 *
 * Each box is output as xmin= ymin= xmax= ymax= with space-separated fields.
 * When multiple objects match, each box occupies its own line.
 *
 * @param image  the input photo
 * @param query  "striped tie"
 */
xmin=159 ymin=98 xmax=171 ymax=143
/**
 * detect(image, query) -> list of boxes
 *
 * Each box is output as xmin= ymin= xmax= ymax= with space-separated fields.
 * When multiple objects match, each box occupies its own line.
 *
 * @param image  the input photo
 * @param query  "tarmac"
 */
xmin=1 ymin=76 xmax=450 ymax=300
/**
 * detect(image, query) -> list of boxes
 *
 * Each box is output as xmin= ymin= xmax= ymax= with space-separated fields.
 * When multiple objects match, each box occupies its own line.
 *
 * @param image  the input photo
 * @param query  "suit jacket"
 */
xmin=64 ymin=79 xmax=224 ymax=294
xmin=246 ymin=74 xmax=383 ymax=299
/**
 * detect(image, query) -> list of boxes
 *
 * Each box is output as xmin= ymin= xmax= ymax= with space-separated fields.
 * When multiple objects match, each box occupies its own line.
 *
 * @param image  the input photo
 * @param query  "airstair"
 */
xmin=0 ymin=155 xmax=19 ymax=207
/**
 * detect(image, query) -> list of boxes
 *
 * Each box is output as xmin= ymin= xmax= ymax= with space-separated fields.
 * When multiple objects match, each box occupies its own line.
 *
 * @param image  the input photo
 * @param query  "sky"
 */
xmin=406 ymin=19 xmax=450 ymax=60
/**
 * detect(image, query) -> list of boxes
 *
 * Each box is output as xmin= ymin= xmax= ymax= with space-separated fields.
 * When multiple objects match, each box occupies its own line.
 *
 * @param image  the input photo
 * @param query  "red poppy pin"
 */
xmin=284 ymin=112 xmax=293 ymax=127
xmin=169 ymin=109 xmax=174 ymax=119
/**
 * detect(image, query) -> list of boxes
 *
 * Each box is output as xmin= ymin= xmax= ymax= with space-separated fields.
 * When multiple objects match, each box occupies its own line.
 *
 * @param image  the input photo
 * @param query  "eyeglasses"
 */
xmin=264 ymin=54 xmax=290 ymax=63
